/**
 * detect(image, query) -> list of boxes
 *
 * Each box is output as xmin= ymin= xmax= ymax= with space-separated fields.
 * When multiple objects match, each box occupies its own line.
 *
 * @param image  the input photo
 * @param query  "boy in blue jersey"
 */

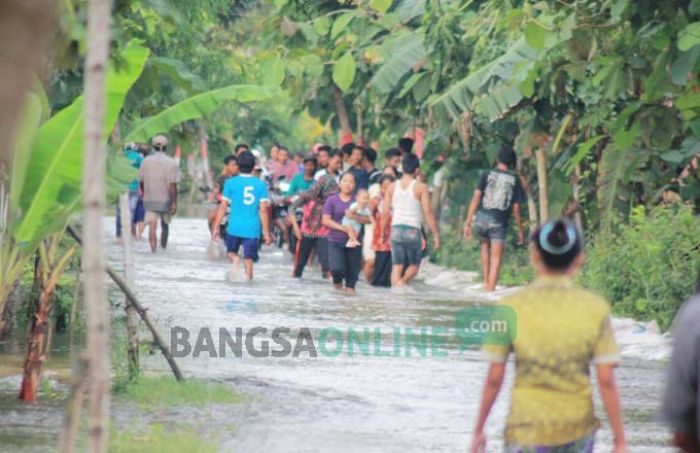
xmin=213 ymin=151 xmax=272 ymax=281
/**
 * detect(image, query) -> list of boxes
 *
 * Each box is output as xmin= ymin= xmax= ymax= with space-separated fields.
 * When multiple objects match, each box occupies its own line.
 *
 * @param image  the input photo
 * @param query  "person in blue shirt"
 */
xmin=116 ymin=142 xmax=146 ymax=238
xmin=213 ymin=151 xmax=272 ymax=281
xmin=286 ymin=156 xmax=317 ymax=197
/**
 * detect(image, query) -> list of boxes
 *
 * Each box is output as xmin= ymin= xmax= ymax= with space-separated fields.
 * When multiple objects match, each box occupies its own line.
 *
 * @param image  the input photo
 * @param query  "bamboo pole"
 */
xmin=83 ymin=0 xmax=112 ymax=450
xmin=58 ymin=355 xmax=88 ymax=453
xmin=66 ymin=226 xmax=185 ymax=382
xmin=68 ymin=270 xmax=81 ymax=350
xmin=119 ymin=194 xmax=139 ymax=379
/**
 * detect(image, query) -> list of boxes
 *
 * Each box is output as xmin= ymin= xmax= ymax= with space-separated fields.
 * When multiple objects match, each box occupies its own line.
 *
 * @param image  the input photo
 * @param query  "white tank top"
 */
xmin=391 ymin=179 xmax=422 ymax=229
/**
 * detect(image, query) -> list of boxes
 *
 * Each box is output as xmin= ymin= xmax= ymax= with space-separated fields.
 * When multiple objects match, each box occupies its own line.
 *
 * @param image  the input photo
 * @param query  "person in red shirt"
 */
xmin=370 ymin=174 xmax=395 ymax=287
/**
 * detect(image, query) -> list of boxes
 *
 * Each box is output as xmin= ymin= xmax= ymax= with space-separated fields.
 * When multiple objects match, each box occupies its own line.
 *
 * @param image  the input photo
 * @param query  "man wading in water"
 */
xmin=290 ymin=149 xmax=343 ymax=279
xmin=463 ymin=146 xmax=525 ymax=292
xmin=213 ymin=151 xmax=272 ymax=281
xmin=138 ymin=134 xmax=180 ymax=253
xmin=381 ymin=153 xmax=440 ymax=288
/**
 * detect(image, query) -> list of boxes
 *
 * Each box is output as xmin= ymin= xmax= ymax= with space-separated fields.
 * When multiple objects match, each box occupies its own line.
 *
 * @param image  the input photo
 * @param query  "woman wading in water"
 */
xmin=470 ymin=219 xmax=626 ymax=453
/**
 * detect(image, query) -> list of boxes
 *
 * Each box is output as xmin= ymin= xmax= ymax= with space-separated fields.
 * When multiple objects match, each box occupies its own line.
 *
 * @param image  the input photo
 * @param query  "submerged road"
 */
xmin=105 ymin=217 xmax=670 ymax=452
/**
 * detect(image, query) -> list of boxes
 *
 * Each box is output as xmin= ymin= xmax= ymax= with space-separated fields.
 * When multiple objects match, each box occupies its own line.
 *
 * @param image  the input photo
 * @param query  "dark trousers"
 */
xmin=294 ymin=236 xmax=330 ymax=278
xmin=328 ymin=241 xmax=362 ymax=289
xmin=371 ymin=251 xmax=392 ymax=287
xmin=288 ymin=226 xmax=297 ymax=255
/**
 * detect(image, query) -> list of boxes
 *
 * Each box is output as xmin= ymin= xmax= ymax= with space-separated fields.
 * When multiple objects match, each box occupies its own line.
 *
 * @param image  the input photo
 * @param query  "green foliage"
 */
xmin=434 ymin=226 xmax=534 ymax=288
xmin=370 ymin=32 xmax=426 ymax=94
xmin=115 ymin=375 xmax=245 ymax=407
xmin=109 ymin=423 xmax=218 ymax=453
xmin=332 ymin=52 xmax=356 ymax=93
xmin=124 ymin=84 xmax=274 ymax=142
xmin=13 ymin=41 xmax=149 ymax=246
xmin=581 ymin=204 xmax=700 ymax=330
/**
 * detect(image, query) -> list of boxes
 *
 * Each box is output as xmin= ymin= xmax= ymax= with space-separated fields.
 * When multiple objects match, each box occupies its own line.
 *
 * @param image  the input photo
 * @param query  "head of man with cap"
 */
xmin=152 ymin=134 xmax=168 ymax=152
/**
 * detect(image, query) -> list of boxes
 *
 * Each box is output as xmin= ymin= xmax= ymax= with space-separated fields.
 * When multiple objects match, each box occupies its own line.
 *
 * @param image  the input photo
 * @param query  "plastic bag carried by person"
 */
xmin=206 ymin=239 xmax=222 ymax=261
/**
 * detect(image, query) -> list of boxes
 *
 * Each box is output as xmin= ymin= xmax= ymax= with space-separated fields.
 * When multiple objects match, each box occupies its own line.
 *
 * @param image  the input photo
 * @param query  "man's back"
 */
xmin=223 ymin=174 xmax=269 ymax=238
xmin=478 ymin=168 xmax=525 ymax=222
xmin=391 ymin=176 xmax=423 ymax=228
xmin=138 ymin=152 xmax=179 ymax=212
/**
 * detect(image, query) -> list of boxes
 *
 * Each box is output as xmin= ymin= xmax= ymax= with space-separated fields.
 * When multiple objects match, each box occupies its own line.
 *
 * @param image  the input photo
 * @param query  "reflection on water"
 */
xmin=0 ymin=216 xmax=671 ymax=452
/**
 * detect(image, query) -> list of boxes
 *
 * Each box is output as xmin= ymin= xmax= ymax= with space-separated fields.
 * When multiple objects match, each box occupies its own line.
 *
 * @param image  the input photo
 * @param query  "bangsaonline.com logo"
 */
xmin=171 ymin=306 xmax=516 ymax=359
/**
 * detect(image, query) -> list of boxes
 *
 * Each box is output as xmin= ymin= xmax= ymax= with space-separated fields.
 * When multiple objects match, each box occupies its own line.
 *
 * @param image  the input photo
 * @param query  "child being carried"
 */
xmin=342 ymin=189 xmax=371 ymax=248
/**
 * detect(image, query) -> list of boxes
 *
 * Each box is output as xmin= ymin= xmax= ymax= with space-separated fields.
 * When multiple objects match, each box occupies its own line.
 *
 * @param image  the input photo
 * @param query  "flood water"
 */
xmin=106 ymin=217 xmax=671 ymax=452
xmin=0 ymin=215 xmax=671 ymax=452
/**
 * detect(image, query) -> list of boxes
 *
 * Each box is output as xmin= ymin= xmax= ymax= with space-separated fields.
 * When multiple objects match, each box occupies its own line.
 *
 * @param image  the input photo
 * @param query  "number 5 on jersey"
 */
xmin=243 ymin=186 xmax=255 ymax=205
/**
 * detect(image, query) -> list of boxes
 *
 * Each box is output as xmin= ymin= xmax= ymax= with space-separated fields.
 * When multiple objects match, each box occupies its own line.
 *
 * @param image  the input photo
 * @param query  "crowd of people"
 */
xmin=120 ymin=133 xmax=700 ymax=453
xmin=206 ymin=138 xmax=448 ymax=294
xmin=123 ymin=134 xmax=529 ymax=294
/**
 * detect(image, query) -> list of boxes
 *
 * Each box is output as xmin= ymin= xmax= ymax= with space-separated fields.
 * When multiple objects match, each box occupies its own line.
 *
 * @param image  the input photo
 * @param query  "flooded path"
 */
xmin=104 ymin=217 xmax=670 ymax=452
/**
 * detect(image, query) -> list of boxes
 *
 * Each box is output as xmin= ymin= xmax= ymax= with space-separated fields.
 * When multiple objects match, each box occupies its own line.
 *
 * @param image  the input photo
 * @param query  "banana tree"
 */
xmin=12 ymin=40 xmax=149 ymax=402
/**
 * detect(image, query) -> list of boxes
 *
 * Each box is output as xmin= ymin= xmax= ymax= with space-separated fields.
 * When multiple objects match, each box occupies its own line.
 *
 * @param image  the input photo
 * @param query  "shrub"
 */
xmin=581 ymin=204 xmax=700 ymax=330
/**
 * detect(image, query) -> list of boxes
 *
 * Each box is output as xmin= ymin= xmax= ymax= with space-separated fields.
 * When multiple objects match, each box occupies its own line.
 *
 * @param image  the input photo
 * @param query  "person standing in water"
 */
xmin=138 ymin=134 xmax=180 ymax=253
xmin=322 ymin=172 xmax=370 ymax=295
xmin=662 ymin=269 xmax=700 ymax=452
xmin=381 ymin=153 xmax=440 ymax=288
xmin=471 ymin=219 xmax=626 ymax=453
xmin=463 ymin=146 xmax=525 ymax=292
xmin=290 ymin=150 xmax=343 ymax=279
xmin=213 ymin=151 xmax=272 ymax=281
xmin=208 ymin=154 xmax=238 ymax=235
xmin=369 ymin=174 xmax=395 ymax=287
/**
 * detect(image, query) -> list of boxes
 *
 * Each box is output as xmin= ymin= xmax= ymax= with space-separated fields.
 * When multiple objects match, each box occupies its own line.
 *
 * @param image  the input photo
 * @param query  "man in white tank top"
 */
xmin=380 ymin=153 xmax=441 ymax=287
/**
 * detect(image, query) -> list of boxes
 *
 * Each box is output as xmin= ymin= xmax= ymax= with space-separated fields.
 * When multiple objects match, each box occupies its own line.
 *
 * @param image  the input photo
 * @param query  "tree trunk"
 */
xmin=330 ymin=84 xmax=351 ymax=139
xmin=516 ymin=156 xmax=538 ymax=232
xmin=459 ymin=111 xmax=472 ymax=156
xmin=534 ymin=148 xmax=549 ymax=224
xmin=120 ymin=194 xmax=139 ymax=379
xmin=68 ymin=270 xmax=81 ymax=350
xmin=356 ymin=105 xmax=363 ymax=146
xmin=199 ymin=121 xmax=213 ymax=192
xmin=0 ymin=0 xmax=57 ymax=172
xmin=18 ymin=281 xmax=54 ymax=402
xmin=83 ymin=0 xmax=112 ymax=451
xmin=572 ymin=164 xmax=583 ymax=232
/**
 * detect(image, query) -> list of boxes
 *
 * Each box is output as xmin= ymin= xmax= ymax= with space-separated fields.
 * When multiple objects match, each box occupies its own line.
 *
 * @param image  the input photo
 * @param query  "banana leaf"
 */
xmin=13 ymin=41 xmax=149 ymax=246
xmin=430 ymin=38 xmax=539 ymax=121
xmin=597 ymin=119 xmax=642 ymax=230
xmin=370 ymin=32 xmax=426 ymax=94
xmin=123 ymin=85 xmax=274 ymax=142
xmin=9 ymin=94 xmax=43 ymax=219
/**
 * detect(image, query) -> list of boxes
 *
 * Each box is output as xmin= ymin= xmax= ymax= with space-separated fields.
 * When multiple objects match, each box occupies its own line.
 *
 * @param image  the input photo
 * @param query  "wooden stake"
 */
xmin=83 ymin=0 xmax=112 ymax=449
xmin=66 ymin=226 xmax=185 ymax=382
xmin=58 ymin=355 xmax=88 ymax=453
xmin=119 ymin=194 xmax=139 ymax=379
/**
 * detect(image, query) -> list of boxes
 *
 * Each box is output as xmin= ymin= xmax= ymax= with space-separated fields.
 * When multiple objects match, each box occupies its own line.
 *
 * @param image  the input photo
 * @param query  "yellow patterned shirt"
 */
xmin=483 ymin=275 xmax=620 ymax=446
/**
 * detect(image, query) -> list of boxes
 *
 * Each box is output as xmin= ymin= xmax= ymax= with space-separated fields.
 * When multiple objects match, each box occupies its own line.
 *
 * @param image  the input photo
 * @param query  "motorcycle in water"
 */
xmin=266 ymin=175 xmax=291 ymax=249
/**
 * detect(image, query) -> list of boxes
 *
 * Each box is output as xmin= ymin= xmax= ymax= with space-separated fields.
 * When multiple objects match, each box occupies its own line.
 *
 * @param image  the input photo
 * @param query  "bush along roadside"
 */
xmin=581 ymin=204 xmax=700 ymax=331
